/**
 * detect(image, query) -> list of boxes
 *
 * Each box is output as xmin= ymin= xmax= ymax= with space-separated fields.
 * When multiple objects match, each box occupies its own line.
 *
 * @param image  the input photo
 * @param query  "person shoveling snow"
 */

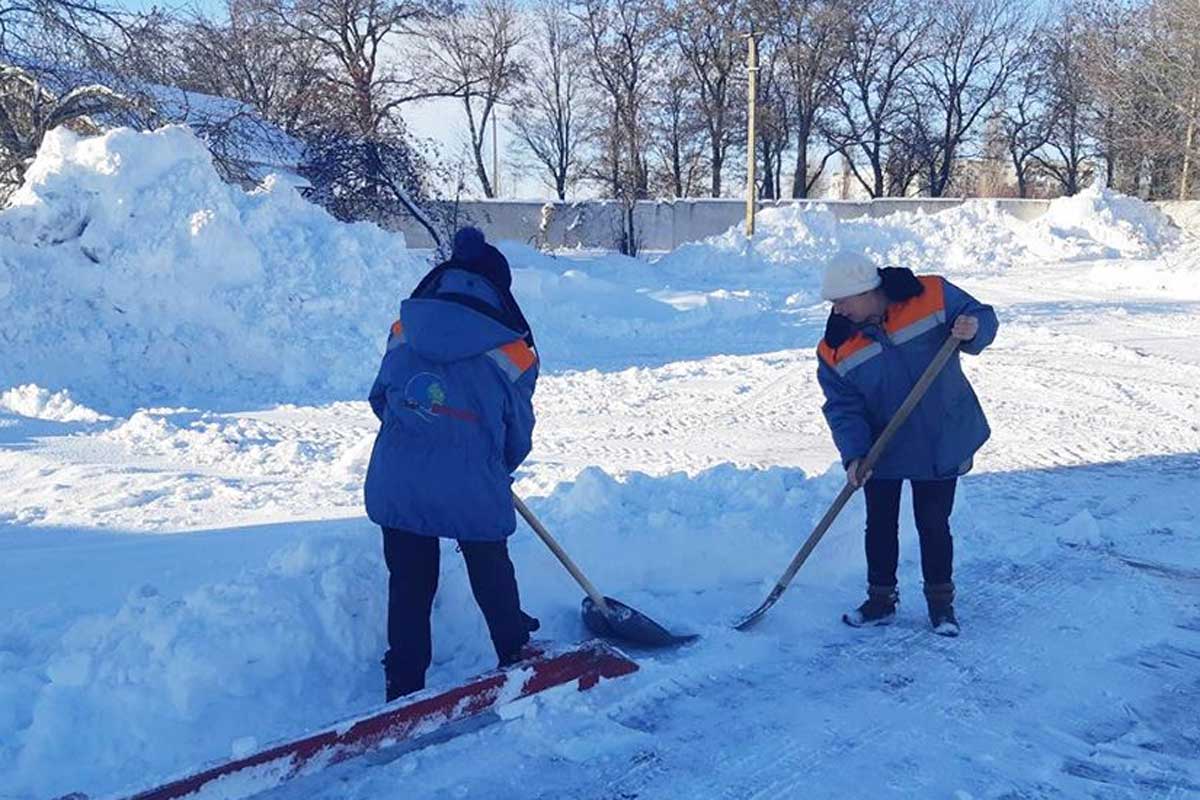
xmin=816 ymin=251 xmax=998 ymax=637
xmin=364 ymin=227 xmax=541 ymax=701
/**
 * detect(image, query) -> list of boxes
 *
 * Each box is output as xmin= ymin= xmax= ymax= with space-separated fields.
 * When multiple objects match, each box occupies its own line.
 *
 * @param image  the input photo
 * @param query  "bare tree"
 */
xmin=660 ymin=0 xmax=744 ymax=196
xmin=825 ymin=0 xmax=928 ymax=198
xmin=300 ymin=129 xmax=455 ymax=239
xmin=1138 ymin=0 xmax=1200 ymax=199
xmin=260 ymin=0 xmax=463 ymax=244
xmin=755 ymin=34 xmax=790 ymax=199
xmin=574 ymin=0 xmax=659 ymax=196
xmin=1000 ymin=36 xmax=1054 ymax=198
xmin=574 ymin=0 xmax=661 ymax=253
xmin=423 ymin=0 xmax=525 ymax=197
xmin=1034 ymin=13 xmax=1092 ymax=196
xmin=916 ymin=0 xmax=1028 ymax=196
xmin=270 ymin=0 xmax=457 ymax=139
xmin=175 ymin=0 xmax=325 ymax=137
xmin=887 ymin=101 xmax=933 ymax=195
xmin=757 ymin=0 xmax=851 ymax=198
xmin=509 ymin=0 xmax=584 ymax=200
xmin=646 ymin=58 xmax=708 ymax=197
xmin=1075 ymin=0 xmax=1131 ymax=190
xmin=0 ymin=0 xmax=131 ymax=68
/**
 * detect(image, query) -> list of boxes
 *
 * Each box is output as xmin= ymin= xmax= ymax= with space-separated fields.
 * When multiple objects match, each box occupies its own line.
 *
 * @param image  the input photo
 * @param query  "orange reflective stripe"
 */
xmin=817 ymin=340 xmax=837 ymax=368
xmin=498 ymin=340 xmax=537 ymax=373
xmin=390 ymin=320 xmax=404 ymax=337
xmin=818 ymin=331 xmax=874 ymax=368
xmin=884 ymin=276 xmax=944 ymax=334
xmin=819 ymin=275 xmax=945 ymax=372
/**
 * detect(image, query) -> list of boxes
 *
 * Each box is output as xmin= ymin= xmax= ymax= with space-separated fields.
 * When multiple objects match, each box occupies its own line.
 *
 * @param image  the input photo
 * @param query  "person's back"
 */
xmin=365 ymin=266 xmax=537 ymax=538
xmin=364 ymin=228 xmax=539 ymax=701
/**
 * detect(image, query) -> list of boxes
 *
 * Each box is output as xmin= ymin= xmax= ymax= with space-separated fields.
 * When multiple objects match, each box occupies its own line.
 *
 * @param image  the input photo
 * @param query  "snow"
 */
xmin=2 ymin=127 xmax=1200 ymax=800
xmin=0 ymin=385 xmax=110 ymax=423
xmin=1034 ymin=184 xmax=1180 ymax=260
xmin=0 ymin=126 xmax=426 ymax=414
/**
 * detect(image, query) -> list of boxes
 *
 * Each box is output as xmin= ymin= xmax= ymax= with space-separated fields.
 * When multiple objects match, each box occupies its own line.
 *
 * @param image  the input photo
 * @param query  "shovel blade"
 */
xmin=582 ymin=596 xmax=698 ymax=647
xmin=732 ymin=584 xmax=785 ymax=631
xmin=732 ymin=599 xmax=772 ymax=631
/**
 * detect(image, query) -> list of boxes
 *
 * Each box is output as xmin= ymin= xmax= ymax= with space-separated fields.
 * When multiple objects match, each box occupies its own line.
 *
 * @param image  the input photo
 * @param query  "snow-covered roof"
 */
xmin=4 ymin=58 xmax=303 ymax=173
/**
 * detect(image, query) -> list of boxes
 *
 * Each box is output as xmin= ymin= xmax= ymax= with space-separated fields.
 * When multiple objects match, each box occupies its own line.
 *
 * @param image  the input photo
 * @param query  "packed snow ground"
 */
xmin=1 ymin=128 xmax=1199 ymax=799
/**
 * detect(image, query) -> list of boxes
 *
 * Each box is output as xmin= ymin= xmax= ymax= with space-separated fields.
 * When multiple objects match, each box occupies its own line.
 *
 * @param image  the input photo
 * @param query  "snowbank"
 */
xmin=8 ymin=531 xmax=387 ymax=798
xmin=1033 ymin=185 xmax=1180 ymax=260
xmin=653 ymin=188 xmax=1186 ymax=296
xmin=0 ymin=126 xmax=428 ymax=414
xmin=0 ymin=127 xmax=794 ymax=406
xmin=2 ymin=462 xmax=889 ymax=799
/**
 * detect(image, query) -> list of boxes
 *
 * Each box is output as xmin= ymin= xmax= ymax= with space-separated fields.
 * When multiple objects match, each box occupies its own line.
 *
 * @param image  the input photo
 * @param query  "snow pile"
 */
xmin=653 ymin=190 xmax=1186 ymax=296
xmin=870 ymin=202 xmax=1033 ymax=277
xmin=526 ymin=464 xmax=871 ymax=594
xmin=0 ymin=126 xmax=428 ymax=414
xmin=653 ymin=201 xmax=1033 ymax=301
xmin=480 ymin=243 xmax=774 ymax=369
xmin=1033 ymin=184 xmax=1180 ymax=260
xmin=655 ymin=204 xmax=839 ymax=298
xmin=3 ymin=462 xmax=882 ymax=799
xmin=0 ymin=126 xmax=794 ymax=402
xmin=0 ymin=384 xmax=110 ymax=423
xmin=7 ymin=531 xmax=386 ymax=799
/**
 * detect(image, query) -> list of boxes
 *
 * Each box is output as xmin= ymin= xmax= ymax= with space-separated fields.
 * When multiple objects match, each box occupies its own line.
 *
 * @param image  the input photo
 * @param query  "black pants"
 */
xmin=862 ymin=478 xmax=956 ymax=588
xmin=382 ymin=528 xmax=530 ymax=695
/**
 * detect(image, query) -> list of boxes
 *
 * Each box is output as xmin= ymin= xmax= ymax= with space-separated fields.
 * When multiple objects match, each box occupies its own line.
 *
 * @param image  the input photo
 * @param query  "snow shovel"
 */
xmin=513 ymin=492 xmax=698 ymax=647
xmin=734 ymin=335 xmax=963 ymax=631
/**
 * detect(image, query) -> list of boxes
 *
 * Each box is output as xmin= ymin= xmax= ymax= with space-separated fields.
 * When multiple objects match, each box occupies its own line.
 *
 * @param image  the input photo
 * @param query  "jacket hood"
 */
xmin=400 ymin=297 xmax=523 ymax=363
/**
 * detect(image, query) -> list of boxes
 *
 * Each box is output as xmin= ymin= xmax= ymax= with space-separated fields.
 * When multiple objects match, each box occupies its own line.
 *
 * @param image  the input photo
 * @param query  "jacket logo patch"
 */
xmin=402 ymin=372 xmax=479 ymax=424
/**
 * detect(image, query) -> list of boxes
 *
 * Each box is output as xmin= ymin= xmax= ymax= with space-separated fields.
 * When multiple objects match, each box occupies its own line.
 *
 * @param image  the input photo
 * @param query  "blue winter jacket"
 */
xmin=816 ymin=275 xmax=998 ymax=481
xmin=364 ymin=270 xmax=538 ymax=540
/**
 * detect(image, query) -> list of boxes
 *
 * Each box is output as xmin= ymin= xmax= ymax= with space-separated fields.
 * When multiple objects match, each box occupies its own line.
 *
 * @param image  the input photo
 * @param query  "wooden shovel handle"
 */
xmin=861 ymin=335 xmax=962 ymax=473
xmin=512 ymin=492 xmax=612 ymax=615
xmin=773 ymin=335 xmax=962 ymax=592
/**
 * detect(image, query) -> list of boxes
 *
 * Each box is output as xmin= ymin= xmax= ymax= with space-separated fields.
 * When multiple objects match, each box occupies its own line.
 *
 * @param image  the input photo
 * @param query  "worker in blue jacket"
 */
xmin=365 ymin=227 xmax=539 ymax=700
xmin=816 ymin=250 xmax=998 ymax=637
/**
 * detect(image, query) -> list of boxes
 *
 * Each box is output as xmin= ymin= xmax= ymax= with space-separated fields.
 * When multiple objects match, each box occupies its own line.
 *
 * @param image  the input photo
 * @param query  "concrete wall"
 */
xmin=387 ymin=197 xmax=1197 ymax=251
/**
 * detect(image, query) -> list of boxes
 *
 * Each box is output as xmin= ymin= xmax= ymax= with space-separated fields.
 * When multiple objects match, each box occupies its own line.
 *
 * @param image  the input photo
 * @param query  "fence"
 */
xmin=384 ymin=197 xmax=1199 ymax=251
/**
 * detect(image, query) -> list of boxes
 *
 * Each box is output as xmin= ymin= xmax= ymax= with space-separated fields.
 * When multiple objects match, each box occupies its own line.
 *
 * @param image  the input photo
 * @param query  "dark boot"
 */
xmin=498 ymin=642 xmax=545 ymax=668
xmin=382 ymin=654 xmax=424 ymax=703
xmin=924 ymin=582 xmax=959 ymax=637
xmin=497 ymin=611 xmax=542 ymax=668
xmin=842 ymin=585 xmax=899 ymax=627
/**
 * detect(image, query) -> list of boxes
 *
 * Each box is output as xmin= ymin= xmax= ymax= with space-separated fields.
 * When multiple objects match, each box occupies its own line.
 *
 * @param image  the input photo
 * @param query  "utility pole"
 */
xmin=492 ymin=108 xmax=500 ymax=197
xmin=745 ymin=29 xmax=760 ymax=237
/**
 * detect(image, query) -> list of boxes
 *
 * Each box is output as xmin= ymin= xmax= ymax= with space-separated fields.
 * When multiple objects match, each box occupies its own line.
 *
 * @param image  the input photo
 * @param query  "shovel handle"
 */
xmin=860 ymin=335 xmax=962 ymax=475
xmin=512 ymin=492 xmax=612 ymax=616
xmin=766 ymin=337 xmax=962 ymax=601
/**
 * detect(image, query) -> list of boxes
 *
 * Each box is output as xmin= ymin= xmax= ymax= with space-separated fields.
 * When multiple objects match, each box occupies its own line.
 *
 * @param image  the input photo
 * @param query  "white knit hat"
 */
xmin=821 ymin=250 xmax=882 ymax=301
